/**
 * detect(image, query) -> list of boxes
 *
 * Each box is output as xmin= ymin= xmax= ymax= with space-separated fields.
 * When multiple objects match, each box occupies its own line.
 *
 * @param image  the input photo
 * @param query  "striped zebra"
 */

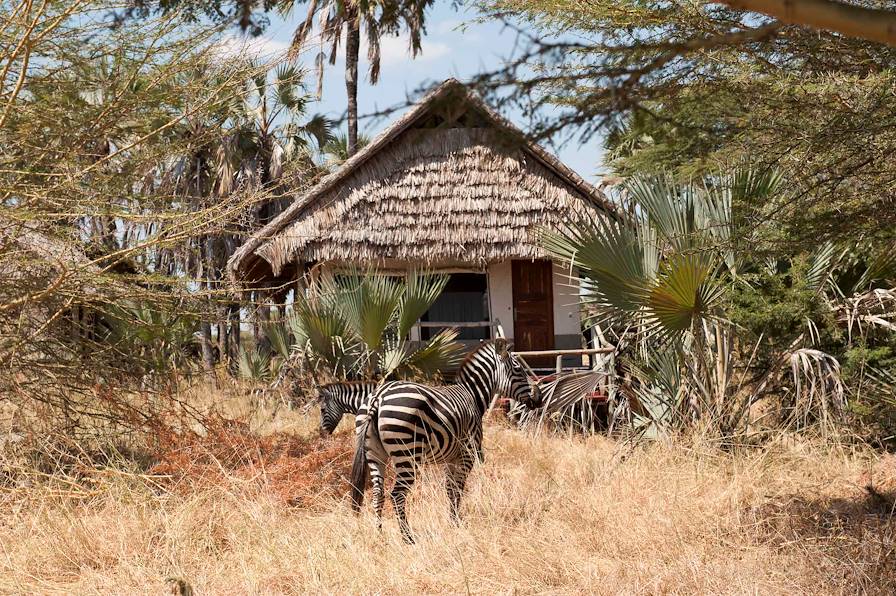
xmin=349 ymin=339 xmax=541 ymax=543
xmin=318 ymin=382 xmax=378 ymax=435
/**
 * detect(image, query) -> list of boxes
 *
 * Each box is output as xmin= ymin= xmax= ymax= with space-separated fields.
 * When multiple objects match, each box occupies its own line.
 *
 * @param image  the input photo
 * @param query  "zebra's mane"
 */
xmin=320 ymin=380 xmax=378 ymax=390
xmin=457 ymin=339 xmax=505 ymax=372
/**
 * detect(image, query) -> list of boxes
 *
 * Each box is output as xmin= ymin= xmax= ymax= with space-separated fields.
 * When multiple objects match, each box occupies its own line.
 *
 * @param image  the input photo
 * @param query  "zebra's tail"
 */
xmin=350 ymin=416 xmax=371 ymax=512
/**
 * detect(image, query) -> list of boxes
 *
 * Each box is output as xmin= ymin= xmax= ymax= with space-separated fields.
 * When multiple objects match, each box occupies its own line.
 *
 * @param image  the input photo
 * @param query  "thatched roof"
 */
xmin=228 ymin=79 xmax=615 ymax=284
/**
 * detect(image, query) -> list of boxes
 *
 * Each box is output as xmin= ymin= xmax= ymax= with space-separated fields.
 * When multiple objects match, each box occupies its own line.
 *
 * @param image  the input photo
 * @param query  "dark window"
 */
xmin=421 ymin=273 xmax=490 ymax=340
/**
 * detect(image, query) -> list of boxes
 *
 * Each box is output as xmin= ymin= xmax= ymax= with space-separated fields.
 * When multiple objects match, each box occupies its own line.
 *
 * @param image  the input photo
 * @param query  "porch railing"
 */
xmin=513 ymin=347 xmax=615 ymax=375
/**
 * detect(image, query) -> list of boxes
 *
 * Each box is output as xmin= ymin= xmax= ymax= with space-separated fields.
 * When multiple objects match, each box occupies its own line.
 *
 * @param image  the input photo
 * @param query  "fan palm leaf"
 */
xmin=397 ymin=271 xmax=449 ymax=339
xmin=338 ymin=272 xmax=403 ymax=352
xmin=400 ymin=327 xmax=465 ymax=378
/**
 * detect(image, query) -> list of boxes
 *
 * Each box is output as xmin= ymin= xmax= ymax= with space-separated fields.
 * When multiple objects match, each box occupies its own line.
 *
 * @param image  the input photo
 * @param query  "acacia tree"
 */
xmin=0 ymin=3 xmax=263 ymax=429
xmin=471 ymin=0 xmax=896 ymax=248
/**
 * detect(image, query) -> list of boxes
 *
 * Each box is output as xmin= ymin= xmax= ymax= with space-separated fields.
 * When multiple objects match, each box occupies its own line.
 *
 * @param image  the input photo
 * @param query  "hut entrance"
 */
xmin=512 ymin=260 xmax=555 ymax=366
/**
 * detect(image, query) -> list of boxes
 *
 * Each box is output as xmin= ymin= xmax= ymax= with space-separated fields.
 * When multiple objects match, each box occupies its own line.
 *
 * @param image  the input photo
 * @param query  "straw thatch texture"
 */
xmin=228 ymin=79 xmax=614 ymax=283
xmin=256 ymin=127 xmax=603 ymax=275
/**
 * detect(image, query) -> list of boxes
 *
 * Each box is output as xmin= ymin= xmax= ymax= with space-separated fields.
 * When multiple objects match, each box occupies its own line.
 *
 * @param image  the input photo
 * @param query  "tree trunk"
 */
xmin=217 ymin=316 xmax=227 ymax=363
xmin=228 ymin=303 xmax=241 ymax=375
xmin=721 ymin=0 xmax=896 ymax=48
xmin=201 ymin=236 xmax=219 ymax=384
xmin=254 ymin=290 xmax=272 ymax=357
xmin=345 ymin=12 xmax=360 ymax=157
xmin=200 ymin=320 xmax=215 ymax=378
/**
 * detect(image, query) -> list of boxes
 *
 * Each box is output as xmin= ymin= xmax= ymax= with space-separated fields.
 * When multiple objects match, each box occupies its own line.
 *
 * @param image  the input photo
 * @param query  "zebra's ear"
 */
xmin=494 ymin=338 xmax=509 ymax=356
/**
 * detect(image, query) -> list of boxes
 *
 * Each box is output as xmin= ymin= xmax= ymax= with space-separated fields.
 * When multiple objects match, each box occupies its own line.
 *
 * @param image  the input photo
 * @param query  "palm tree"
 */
xmin=280 ymin=0 xmax=435 ymax=156
xmin=321 ymin=132 xmax=370 ymax=168
xmin=220 ymin=63 xmax=334 ymax=221
xmin=285 ymin=270 xmax=465 ymax=381
xmin=168 ymin=63 xmax=333 ymax=372
xmin=542 ymin=168 xmax=863 ymax=436
xmin=218 ymin=63 xmax=334 ymax=359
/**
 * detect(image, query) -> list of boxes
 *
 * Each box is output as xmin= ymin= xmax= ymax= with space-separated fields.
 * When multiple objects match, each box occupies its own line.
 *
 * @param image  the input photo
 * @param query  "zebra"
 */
xmin=349 ymin=338 xmax=542 ymax=543
xmin=318 ymin=382 xmax=378 ymax=435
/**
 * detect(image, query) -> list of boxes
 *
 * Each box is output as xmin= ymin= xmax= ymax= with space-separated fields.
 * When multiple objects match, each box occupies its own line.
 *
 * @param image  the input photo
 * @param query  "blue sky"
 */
xmin=221 ymin=3 xmax=607 ymax=182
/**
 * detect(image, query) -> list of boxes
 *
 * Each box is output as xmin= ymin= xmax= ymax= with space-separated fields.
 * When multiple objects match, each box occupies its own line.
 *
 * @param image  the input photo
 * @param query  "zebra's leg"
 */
xmin=364 ymin=420 xmax=390 ymax=529
xmin=390 ymin=460 xmax=417 ymax=544
xmin=472 ymin=422 xmax=485 ymax=465
xmin=368 ymin=459 xmax=386 ymax=529
xmin=446 ymin=452 xmax=475 ymax=525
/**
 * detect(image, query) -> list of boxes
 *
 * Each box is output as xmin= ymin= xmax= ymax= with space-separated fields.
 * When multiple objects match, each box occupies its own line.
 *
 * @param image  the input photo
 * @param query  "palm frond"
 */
xmin=852 ymin=242 xmax=896 ymax=293
xmin=515 ymin=370 xmax=604 ymax=433
xmin=806 ymin=241 xmax=837 ymax=293
xmin=397 ymin=271 xmax=448 ymax=338
xmin=541 ymin=214 xmax=650 ymax=326
xmin=400 ymin=327 xmax=464 ymax=378
xmin=647 ymin=252 xmax=723 ymax=341
xmin=238 ymin=346 xmax=271 ymax=381
xmin=265 ymin=319 xmax=292 ymax=359
xmin=338 ymin=272 xmax=403 ymax=352
xmin=727 ymin=167 xmax=785 ymax=203
xmin=788 ymin=348 xmax=846 ymax=430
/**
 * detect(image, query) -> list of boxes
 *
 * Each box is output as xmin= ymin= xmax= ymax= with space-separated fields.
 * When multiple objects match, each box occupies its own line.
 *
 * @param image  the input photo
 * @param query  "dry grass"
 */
xmin=1 ymin=398 xmax=895 ymax=595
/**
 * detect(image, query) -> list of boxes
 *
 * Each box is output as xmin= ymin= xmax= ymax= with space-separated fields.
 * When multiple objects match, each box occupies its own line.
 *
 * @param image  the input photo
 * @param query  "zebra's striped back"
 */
xmin=318 ymin=382 xmax=377 ymax=435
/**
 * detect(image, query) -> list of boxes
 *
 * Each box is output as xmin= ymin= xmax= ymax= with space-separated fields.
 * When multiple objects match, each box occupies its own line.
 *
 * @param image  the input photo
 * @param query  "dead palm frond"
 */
xmin=512 ymin=370 xmax=605 ymax=434
xmin=836 ymin=288 xmax=896 ymax=341
xmin=788 ymin=348 xmax=846 ymax=431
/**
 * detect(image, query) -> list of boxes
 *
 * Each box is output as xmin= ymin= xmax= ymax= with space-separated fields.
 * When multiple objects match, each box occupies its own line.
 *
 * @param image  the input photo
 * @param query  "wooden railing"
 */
xmin=415 ymin=321 xmax=496 ymax=329
xmin=513 ymin=347 xmax=615 ymax=374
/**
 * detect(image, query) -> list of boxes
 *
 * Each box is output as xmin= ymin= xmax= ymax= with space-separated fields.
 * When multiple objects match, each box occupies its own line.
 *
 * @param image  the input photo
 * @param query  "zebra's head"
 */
xmin=318 ymin=387 xmax=345 ymax=436
xmin=494 ymin=339 xmax=542 ymax=409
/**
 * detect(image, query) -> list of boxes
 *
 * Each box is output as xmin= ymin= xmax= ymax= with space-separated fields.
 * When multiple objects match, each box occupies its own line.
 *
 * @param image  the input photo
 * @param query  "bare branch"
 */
xmin=720 ymin=0 xmax=896 ymax=47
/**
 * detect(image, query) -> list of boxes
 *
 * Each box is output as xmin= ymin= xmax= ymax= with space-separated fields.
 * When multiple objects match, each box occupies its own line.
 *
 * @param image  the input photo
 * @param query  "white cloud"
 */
xmin=316 ymin=30 xmax=451 ymax=69
xmin=371 ymin=33 xmax=451 ymax=67
xmin=215 ymin=34 xmax=291 ymax=59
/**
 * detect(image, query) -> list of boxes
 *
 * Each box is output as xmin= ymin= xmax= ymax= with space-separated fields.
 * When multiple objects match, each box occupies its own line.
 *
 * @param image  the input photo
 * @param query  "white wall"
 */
xmin=487 ymin=261 xmax=514 ymax=339
xmin=552 ymin=261 xmax=582 ymax=338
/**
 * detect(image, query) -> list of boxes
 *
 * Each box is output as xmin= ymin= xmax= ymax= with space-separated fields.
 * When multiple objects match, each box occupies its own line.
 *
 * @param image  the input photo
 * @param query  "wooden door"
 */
xmin=512 ymin=260 xmax=555 ymax=364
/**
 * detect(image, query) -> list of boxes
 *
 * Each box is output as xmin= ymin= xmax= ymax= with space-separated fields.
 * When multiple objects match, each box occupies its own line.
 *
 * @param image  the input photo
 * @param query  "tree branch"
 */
xmin=720 ymin=0 xmax=896 ymax=47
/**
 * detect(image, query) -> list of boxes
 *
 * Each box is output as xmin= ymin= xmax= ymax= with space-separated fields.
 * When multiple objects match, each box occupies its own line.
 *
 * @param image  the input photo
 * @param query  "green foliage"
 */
xmin=544 ymin=167 xmax=889 ymax=437
xmin=264 ymin=319 xmax=292 ymax=360
xmin=287 ymin=271 xmax=463 ymax=381
xmin=103 ymin=303 xmax=200 ymax=376
xmin=0 ymin=5 xmax=264 ymax=407
xmin=543 ymin=172 xmax=730 ymax=343
xmin=322 ymin=133 xmax=371 ymax=167
xmin=238 ymin=346 xmax=272 ymax=381
xmin=127 ymin=0 xmax=280 ymax=36
xmin=728 ymin=260 xmax=839 ymax=357
xmin=477 ymin=0 xmax=896 ymax=247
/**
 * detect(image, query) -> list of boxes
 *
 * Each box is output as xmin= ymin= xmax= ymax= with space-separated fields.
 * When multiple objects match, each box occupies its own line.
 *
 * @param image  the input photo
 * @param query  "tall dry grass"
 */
xmin=1 ymin=401 xmax=894 ymax=595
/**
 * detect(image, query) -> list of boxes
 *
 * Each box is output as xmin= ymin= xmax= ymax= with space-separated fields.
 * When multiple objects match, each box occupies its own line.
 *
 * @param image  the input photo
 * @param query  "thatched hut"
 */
xmin=227 ymin=79 xmax=614 ymax=353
